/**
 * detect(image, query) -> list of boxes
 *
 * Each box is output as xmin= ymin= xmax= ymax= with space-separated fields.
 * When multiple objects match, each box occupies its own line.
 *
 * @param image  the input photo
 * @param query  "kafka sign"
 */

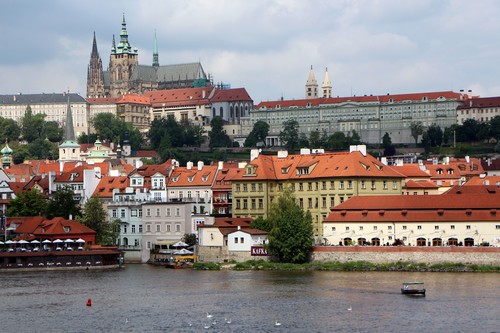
xmin=251 ymin=246 xmax=268 ymax=256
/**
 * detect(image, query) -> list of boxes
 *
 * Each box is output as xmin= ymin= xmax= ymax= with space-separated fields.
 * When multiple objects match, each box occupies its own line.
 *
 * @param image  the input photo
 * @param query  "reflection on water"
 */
xmin=0 ymin=265 xmax=498 ymax=332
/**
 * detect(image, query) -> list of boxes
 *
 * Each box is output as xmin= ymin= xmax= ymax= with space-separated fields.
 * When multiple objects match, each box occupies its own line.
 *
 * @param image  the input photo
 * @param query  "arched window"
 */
xmin=343 ymin=237 xmax=352 ymax=246
xmin=447 ymin=238 xmax=458 ymax=246
xmin=357 ymin=238 xmax=366 ymax=246
xmin=219 ymin=107 xmax=223 ymax=117
xmin=230 ymin=106 xmax=234 ymax=118
xmin=464 ymin=237 xmax=474 ymax=246
xmin=416 ymin=238 xmax=426 ymax=246
xmin=212 ymin=107 xmax=216 ymax=118
xmin=432 ymin=238 xmax=442 ymax=246
xmin=371 ymin=238 xmax=380 ymax=246
xmin=123 ymin=237 xmax=129 ymax=246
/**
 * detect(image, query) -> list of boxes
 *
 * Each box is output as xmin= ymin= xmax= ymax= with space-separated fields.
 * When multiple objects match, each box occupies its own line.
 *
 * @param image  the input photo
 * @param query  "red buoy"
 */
xmin=86 ymin=298 xmax=92 ymax=307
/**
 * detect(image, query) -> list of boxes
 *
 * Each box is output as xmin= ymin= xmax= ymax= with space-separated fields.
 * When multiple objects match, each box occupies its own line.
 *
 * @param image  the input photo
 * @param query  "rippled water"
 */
xmin=0 ymin=264 xmax=498 ymax=333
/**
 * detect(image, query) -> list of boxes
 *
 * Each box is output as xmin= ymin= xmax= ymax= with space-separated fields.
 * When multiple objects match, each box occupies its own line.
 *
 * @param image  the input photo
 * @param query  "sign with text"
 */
xmin=251 ymin=246 xmax=268 ymax=256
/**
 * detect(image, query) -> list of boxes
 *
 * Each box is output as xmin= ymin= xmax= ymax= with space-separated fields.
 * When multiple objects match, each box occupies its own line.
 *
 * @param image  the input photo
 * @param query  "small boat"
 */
xmin=401 ymin=282 xmax=426 ymax=296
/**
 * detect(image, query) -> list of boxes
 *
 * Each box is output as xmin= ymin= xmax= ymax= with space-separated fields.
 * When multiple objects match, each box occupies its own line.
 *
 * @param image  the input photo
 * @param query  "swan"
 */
xmin=347 ymin=306 xmax=352 ymax=311
xmin=275 ymin=320 xmax=282 ymax=326
xmin=204 ymin=323 xmax=211 ymax=329
xmin=225 ymin=317 xmax=232 ymax=324
xmin=206 ymin=312 xmax=213 ymax=318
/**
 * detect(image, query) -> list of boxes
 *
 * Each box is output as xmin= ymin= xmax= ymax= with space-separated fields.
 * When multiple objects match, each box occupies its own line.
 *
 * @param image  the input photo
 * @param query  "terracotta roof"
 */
xmin=212 ymin=166 xmax=242 ymax=190
xmin=464 ymin=176 xmax=500 ymax=186
xmin=11 ymin=216 xmax=96 ymax=240
xmin=389 ymin=164 xmax=430 ymax=178
xmin=93 ymin=176 xmax=129 ymax=198
xmin=55 ymin=162 xmax=109 ymax=183
xmin=8 ymin=182 xmax=27 ymax=195
xmin=444 ymin=184 xmax=500 ymax=194
xmin=210 ymin=88 xmax=253 ymax=102
xmin=404 ymin=180 xmax=438 ymax=189
xmin=168 ymin=165 xmax=218 ymax=187
xmin=145 ymin=87 xmax=214 ymax=107
xmin=130 ymin=150 xmax=160 ymax=158
xmin=255 ymin=91 xmax=463 ymax=110
xmin=116 ymin=93 xmax=151 ymax=105
xmin=212 ymin=217 xmax=253 ymax=227
xmin=457 ymin=96 xmax=500 ymax=109
xmin=228 ymin=228 xmax=268 ymax=236
xmin=231 ymin=151 xmax=404 ymax=181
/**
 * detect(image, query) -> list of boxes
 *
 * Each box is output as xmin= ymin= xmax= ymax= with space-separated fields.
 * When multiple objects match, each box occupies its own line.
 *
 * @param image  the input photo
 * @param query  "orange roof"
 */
xmin=11 ymin=216 xmax=96 ymax=239
xmin=93 ymin=176 xmax=129 ymax=198
xmin=210 ymin=88 xmax=252 ymax=102
xmin=116 ymin=93 xmax=150 ymax=105
xmin=212 ymin=166 xmax=242 ymax=190
xmin=255 ymin=91 xmax=463 ymax=109
xmin=145 ymin=87 xmax=214 ymax=107
xmin=389 ymin=164 xmax=430 ymax=178
xmin=168 ymin=165 xmax=218 ymax=187
xmin=444 ymin=184 xmax=500 ymax=195
xmin=231 ymin=151 xmax=404 ymax=181
xmin=325 ymin=191 xmax=500 ymax=223
xmin=404 ymin=180 xmax=438 ymax=189
xmin=55 ymin=162 xmax=109 ymax=183
xmin=465 ymin=176 xmax=500 ymax=186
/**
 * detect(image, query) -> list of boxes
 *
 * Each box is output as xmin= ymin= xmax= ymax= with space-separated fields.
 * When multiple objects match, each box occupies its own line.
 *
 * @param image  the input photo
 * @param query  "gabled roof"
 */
xmin=457 ymin=96 xmax=500 ymax=109
xmin=464 ymin=176 xmax=500 ymax=186
xmin=168 ymin=164 xmax=218 ymax=187
xmin=404 ymin=180 xmax=438 ymax=189
xmin=11 ymin=216 xmax=96 ymax=240
xmin=145 ymin=87 xmax=215 ymax=107
xmin=389 ymin=164 xmax=430 ymax=178
xmin=3 ymin=163 xmax=36 ymax=180
xmin=54 ymin=162 xmax=109 ymax=183
xmin=93 ymin=176 xmax=129 ymax=198
xmin=116 ymin=93 xmax=150 ymax=105
xmin=210 ymin=88 xmax=253 ymax=102
xmin=212 ymin=166 xmax=242 ymax=190
xmin=231 ymin=151 xmax=404 ymax=181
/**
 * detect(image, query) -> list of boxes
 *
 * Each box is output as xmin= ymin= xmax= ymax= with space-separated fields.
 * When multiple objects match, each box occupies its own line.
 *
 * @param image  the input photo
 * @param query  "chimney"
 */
xmin=197 ymin=161 xmax=204 ymax=170
xmin=187 ymin=161 xmax=193 ymax=170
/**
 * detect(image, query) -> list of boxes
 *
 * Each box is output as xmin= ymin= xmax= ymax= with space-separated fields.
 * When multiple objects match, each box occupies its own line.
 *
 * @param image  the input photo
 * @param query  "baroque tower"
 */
xmin=87 ymin=32 xmax=105 ymax=98
xmin=108 ymin=14 xmax=139 ymax=97
xmin=322 ymin=67 xmax=332 ymax=98
xmin=59 ymin=93 xmax=81 ymax=162
xmin=305 ymin=65 xmax=318 ymax=99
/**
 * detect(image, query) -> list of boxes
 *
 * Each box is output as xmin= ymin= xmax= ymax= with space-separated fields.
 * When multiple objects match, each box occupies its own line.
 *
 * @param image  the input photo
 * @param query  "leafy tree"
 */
xmin=27 ymin=138 xmax=54 ymax=160
xmin=410 ymin=121 xmax=424 ymax=146
xmin=426 ymin=124 xmax=443 ymax=147
xmin=245 ymin=120 xmax=269 ymax=147
xmin=183 ymin=121 xmax=206 ymax=147
xmin=249 ymin=216 xmax=272 ymax=232
xmin=309 ymin=130 xmax=321 ymax=148
xmin=45 ymin=187 xmax=82 ymax=219
xmin=490 ymin=116 xmax=500 ymax=142
xmin=91 ymin=113 xmax=142 ymax=150
xmin=208 ymin=116 xmax=231 ymax=148
xmin=327 ymin=131 xmax=347 ymax=150
xmin=12 ymin=145 xmax=30 ymax=165
xmin=0 ymin=117 xmax=21 ymax=142
xmin=78 ymin=197 xmax=116 ymax=245
xmin=421 ymin=131 xmax=431 ymax=154
xmin=7 ymin=190 xmax=47 ymax=217
xmin=476 ymin=122 xmax=490 ymax=142
xmin=458 ymin=119 xmax=479 ymax=143
xmin=266 ymin=189 xmax=313 ymax=263
xmin=348 ymin=130 xmax=362 ymax=145
xmin=77 ymin=132 xmax=98 ymax=145
xmin=443 ymin=126 xmax=455 ymax=145
xmin=44 ymin=121 xmax=64 ymax=142
xmin=21 ymin=106 xmax=47 ymax=143
xmin=382 ymin=132 xmax=392 ymax=149
xmin=182 ymin=233 xmax=197 ymax=246
xmin=279 ymin=119 xmax=300 ymax=151
xmin=298 ymin=132 xmax=309 ymax=148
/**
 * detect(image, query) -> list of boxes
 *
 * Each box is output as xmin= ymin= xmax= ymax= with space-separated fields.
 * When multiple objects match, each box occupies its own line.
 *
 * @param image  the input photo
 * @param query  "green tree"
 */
xmin=0 ymin=117 xmax=21 ymax=142
xmin=45 ymin=187 xmax=82 ymax=219
xmin=249 ymin=216 xmax=272 ymax=232
xmin=91 ymin=113 xmax=142 ymax=150
xmin=245 ymin=120 xmax=269 ymax=147
xmin=426 ymin=124 xmax=443 ymax=147
xmin=348 ymin=130 xmax=362 ymax=145
xmin=279 ymin=119 xmax=300 ymax=151
xmin=309 ymin=130 xmax=321 ymax=148
xmin=490 ymin=116 xmax=500 ymax=142
xmin=182 ymin=233 xmax=198 ymax=246
xmin=410 ymin=121 xmax=424 ymax=146
xmin=421 ymin=131 xmax=431 ymax=155
xmin=327 ymin=131 xmax=347 ymax=150
xmin=44 ymin=121 xmax=64 ymax=142
xmin=7 ymin=190 xmax=47 ymax=217
xmin=266 ymin=189 xmax=313 ymax=263
xmin=21 ymin=106 xmax=47 ymax=143
xmin=208 ymin=116 xmax=231 ymax=148
xmin=27 ymin=138 xmax=53 ymax=160
xmin=78 ymin=197 xmax=116 ymax=245
xmin=382 ymin=132 xmax=392 ymax=149
xmin=458 ymin=119 xmax=479 ymax=143
xmin=77 ymin=133 xmax=98 ymax=145
xmin=298 ymin=132 xmax=309 ymax=148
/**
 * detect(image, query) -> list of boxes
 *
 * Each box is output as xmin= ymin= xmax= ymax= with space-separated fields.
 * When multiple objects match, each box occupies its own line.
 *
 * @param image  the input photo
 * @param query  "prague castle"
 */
xmin=87 ymin=15 xmax=210 ymax=98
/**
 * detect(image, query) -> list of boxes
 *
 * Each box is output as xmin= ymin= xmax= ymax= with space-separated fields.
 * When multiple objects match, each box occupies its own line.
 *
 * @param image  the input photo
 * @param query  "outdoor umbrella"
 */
xmin=75 ymin=239 xmax=85 ymax=243
xmin=18 ymin=240 xmax=29 ymax=245
xmin=5 ymin=240 xmax=16 ymax=244
xmin=172 ymin=241 xmax=188 ymax=248
xmin=42 ymin=240 xmax=52 ymax=244
xmin=0 ymin=241 xmax=4 ymax=245
xmin=53 ymin=239 xmax=63 ymax=243
xmin=174 ymin=248 xmax=193 ymax=255
xmin=31 ymin=240 xmax=41 ymax=244
xmin=64 ymin=239 xmax=74 ymax=243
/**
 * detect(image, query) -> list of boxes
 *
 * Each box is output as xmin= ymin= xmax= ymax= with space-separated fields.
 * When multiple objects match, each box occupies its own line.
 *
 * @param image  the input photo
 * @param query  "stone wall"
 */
xmin=312 ymin=246 xmax=500 ymax=265
xmin=197 ymin=246 xmax=270 ymax=263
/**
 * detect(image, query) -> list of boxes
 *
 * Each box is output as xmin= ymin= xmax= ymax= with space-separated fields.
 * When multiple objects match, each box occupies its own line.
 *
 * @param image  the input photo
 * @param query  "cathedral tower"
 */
xmin=305 ymin=65 xmax=318 ymax=99
xmin=108 ymin=14 xmax=139 ymax=97
xmin=86 ymin=32 xmax=105 ymax=98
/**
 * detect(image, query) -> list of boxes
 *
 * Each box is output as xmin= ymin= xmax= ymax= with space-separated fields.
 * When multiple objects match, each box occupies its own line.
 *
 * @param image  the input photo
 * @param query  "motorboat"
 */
xmin=401 ymin=282 xmax=426 ymax=296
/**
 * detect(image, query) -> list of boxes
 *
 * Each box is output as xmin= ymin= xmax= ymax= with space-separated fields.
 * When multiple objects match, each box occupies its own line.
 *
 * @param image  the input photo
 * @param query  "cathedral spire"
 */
xmin=111 ymin=34 xmax=116 ymax=54
xmin=322 ymin=67 xmax=332 ymax=98
xmin=153 ymin=30 xmax=159 ymax=67
xmin=305 ymin=65 xmax=318 ymax=99
xmin=91 ymin=32 xmax=99 ymax=57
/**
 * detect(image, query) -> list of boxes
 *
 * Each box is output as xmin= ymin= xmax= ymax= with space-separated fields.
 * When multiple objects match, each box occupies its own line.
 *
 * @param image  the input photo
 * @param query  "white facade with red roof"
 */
xmin=242 ymin=88 xmax=469 ymax=145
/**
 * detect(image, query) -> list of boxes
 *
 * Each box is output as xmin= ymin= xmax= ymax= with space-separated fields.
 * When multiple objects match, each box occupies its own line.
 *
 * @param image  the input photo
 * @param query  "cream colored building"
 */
xmin=231 ymin=146 xmax=404 ymax=238
xmin=323 ymin=189 xmax=500 ymax=247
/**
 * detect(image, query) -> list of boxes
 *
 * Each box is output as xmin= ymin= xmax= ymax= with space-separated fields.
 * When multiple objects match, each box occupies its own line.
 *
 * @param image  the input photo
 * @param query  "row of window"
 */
xmin=144 ymin=223 xmax=182 ymax=233
xmin=234 ymin=180 xmax=399 ymax=192
xmin=332 ymin=224 xmax=477 ymax=232
xmin=111 ymin=207 xmax=182 ymax=218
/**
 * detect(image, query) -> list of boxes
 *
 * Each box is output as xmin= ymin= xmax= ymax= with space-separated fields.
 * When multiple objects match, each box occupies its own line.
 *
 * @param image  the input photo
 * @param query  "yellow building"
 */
xmin=231 ymin=146 xmax=404 ymax=238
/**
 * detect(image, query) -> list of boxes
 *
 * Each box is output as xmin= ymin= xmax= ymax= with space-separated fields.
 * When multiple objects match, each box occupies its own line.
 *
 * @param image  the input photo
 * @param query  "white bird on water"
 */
xmin=225 ymin=317 xmax=232 ymax=324
xmin=347 ymin=306 xmax=352 ymax=311
xmin=125 ymin=318 xmax=129 ymax=324
xmin=206 ymin=312 xmax=213 ymax=318
xmin=275 ymin=320 xmax=282 ymax=326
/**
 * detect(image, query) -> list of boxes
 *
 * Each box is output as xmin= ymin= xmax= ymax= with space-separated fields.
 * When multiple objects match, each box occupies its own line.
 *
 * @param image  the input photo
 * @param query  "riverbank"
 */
xmin=192 ymin=259 xmax=500 ymax=272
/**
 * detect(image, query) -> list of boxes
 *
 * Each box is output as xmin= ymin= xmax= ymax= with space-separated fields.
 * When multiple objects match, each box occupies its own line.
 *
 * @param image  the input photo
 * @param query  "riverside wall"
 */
xmin=311 ymin=246 xmax=500 ymax=265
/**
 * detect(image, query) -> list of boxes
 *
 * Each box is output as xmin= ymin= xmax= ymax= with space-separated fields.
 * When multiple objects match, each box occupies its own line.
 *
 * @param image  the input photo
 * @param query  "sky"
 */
xmin=2 ymin=0 xmax=500 ymax=103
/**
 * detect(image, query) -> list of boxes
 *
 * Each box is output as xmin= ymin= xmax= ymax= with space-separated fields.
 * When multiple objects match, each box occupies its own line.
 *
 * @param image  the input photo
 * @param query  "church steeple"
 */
xmin=59 ymin=93 xmax=81 ymax=162
xmin=305 ymin=65 xmax=318 ymax=99
xmin=322 ymin=67 xmax=332 ymax=98
xmin=153 ymin=30 xmax=159 ymax=67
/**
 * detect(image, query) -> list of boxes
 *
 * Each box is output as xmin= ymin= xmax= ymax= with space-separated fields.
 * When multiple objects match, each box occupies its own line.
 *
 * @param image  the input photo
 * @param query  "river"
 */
xmin=0 ymin=264 xmax=498 ymax=333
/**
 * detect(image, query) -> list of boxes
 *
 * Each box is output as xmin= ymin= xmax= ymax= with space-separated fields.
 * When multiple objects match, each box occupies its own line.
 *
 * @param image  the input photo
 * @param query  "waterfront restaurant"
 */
xmin=322 ymin=186 xmax=500 ymax=247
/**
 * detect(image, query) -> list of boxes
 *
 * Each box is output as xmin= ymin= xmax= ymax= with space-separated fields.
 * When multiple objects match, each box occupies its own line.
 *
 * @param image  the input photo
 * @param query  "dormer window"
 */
xmin=172 ymin=176 xmax=179 ymax=182
xmin=447 ymin=168 xmax=454 ymax=175
xmin=64 ymin=226 xmax=71 ymax=233
xmin=202 ymin=175 xmax=208 ymax=182
xmin=437 ymin=168 xmax=443 ymax=175
xmin=188 ymin=176 xmax=194 ymax=182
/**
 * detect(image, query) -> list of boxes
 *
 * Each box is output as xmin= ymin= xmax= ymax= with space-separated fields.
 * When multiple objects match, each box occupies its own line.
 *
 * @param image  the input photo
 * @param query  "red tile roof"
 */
xmin=93 ymin=176 xmax=130 ymax=198
xmin=168 ymin=164 xmax=218 ymax=187
xmin=11 ymin=216 xmax=96 ymax=242
xmin=457 ymin=96 xmax=500 ymax=109
xmin=210 ymin=88 xmax=253 ymax=102
xmin=116 ymin=93 xmax=150 ymax=105
xmin=404 ymin=180 xmax=438 ymax=189
xmin=145 ymin=87 xmax=214 ymax=107
xmin=464 ymin=176 xmax=500 ymax=186
xmin=389 ymin=164 xmax=430 ymax=178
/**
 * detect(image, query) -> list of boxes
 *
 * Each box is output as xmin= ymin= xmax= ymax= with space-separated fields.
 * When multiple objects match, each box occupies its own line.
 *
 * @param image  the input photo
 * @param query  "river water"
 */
xmin=0 ymin=264 xmax=498 ymax=333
